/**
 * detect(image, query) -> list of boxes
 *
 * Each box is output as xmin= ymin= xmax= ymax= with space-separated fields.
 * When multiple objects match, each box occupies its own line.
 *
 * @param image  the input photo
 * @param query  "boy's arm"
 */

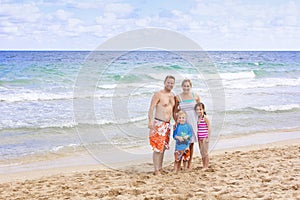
xmin=173 ymin=126 xmax=184 ymax=141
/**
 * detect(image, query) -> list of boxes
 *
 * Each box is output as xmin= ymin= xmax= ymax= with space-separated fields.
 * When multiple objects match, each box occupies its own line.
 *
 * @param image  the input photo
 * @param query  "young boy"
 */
xmin=173 ymin=110 xmax=193 ymax=173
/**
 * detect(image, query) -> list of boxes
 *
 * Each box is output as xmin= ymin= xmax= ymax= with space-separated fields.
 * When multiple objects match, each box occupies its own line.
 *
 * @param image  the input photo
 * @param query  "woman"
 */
xmin=173 ymin=79 xmax=201 ymax=169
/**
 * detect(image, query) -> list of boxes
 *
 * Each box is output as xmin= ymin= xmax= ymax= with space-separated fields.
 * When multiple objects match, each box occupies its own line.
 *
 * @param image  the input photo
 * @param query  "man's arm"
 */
xmin=148 ymin=92 xmax=160 ymax=129
xmin=173 ymin=95 xmax=179 ymax=122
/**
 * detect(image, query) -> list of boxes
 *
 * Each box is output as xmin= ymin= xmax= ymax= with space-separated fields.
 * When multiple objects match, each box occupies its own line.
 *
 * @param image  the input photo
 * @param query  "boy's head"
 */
xmin=177 ymin=110 xmax=187 ymax=124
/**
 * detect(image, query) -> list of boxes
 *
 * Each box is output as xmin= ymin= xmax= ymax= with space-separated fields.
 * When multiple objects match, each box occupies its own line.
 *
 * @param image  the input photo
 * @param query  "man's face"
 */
xmin=164 ymin=78 xmax=175 ymax=91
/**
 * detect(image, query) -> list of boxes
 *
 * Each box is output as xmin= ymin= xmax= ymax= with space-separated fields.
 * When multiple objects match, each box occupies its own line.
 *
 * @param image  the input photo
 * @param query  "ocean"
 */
xmin=0 ymin=51 xmax=299 ymax=167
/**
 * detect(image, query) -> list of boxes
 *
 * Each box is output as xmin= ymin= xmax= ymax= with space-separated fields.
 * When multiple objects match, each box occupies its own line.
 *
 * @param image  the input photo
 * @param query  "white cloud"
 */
xmin=0 ymin=0 xmax=299 ymax=50
xmin=104 ymin=3 xmax=134 ymax=18
xmin=55 ymin=9 xmax=73 ymax=21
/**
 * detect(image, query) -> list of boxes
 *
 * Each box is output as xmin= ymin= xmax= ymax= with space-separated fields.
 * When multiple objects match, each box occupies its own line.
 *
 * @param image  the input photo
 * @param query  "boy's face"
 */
xmin=178 ymin=114 xmax=186 ymax=124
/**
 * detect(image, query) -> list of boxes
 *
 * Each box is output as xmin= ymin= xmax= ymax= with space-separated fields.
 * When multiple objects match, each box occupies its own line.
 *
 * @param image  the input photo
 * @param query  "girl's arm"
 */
xmin=204 ymin=116 xmax=211 ymax=141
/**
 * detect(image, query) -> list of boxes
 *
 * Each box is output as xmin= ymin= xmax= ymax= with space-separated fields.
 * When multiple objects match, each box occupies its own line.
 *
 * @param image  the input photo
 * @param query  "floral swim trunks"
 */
xmin=174 ymin=149 xmax=190 ymax=162
xmin=149 ymin=118 xmax=170 ymax=153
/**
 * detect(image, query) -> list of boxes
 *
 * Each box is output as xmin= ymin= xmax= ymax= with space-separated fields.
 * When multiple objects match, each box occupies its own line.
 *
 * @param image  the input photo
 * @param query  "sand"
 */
xmin=0 ymin=139 xmax=299 ymax=200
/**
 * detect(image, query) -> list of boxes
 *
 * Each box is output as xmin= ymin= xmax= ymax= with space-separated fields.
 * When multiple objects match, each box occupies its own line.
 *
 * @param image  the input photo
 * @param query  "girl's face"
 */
xmin=178 ymin=114 xmax=186 ymax=124
xmin=195 ymin=105 xmax=204 ymax=117
xmin=181 ymin=82 xmax=191 ymax=93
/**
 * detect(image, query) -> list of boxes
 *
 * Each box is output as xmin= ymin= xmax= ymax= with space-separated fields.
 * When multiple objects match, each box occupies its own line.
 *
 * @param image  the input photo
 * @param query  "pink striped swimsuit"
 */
xmin=197 ymin=117 xmax=208 ymax=139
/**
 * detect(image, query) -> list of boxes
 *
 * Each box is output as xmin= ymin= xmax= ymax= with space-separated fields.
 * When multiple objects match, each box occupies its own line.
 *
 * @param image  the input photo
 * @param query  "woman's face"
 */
xmin=181 ymin=81 xmax=191 ymax=93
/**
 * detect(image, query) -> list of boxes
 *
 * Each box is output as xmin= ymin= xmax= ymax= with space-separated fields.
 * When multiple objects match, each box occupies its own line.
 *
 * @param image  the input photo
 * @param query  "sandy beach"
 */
xmin=0 ymin=138 xmax=299 ymax=200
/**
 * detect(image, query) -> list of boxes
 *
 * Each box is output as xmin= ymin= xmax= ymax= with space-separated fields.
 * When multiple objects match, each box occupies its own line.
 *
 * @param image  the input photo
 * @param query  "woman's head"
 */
xmin=181 ymin=79 xmax=192 ymax=93
xmin=194 ymin=102 xmax=206 ymax=116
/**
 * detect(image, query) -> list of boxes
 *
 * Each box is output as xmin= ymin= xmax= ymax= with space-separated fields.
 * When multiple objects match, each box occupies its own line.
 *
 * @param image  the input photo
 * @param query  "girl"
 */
xmin=194 ymin=102 xmax=211 ymax=170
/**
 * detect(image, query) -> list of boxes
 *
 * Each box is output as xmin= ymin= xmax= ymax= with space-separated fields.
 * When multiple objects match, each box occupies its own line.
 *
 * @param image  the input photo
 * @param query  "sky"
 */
xmin=0 ymin=0 xmax=300 ymax=50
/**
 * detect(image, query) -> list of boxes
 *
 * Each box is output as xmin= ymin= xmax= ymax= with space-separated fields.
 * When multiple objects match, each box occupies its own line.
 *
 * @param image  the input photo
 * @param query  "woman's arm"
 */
xmin=195 ymin=93 xmax=201 ymax=103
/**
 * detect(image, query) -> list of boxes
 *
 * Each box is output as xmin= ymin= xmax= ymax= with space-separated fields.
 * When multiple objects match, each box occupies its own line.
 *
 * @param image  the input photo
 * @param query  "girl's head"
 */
xmin=181 ymin=79 xmax=192 ymax=93
xmin=177 ymin=110 xmax=187 ymax=124
xmin=194 ymin=102 xmax=206 ymax=117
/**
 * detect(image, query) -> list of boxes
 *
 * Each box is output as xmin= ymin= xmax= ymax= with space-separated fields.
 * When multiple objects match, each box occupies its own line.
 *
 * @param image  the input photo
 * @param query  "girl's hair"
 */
xmin=194 ymin=102 xmax=207 ymax=115
xmin=181 ymin=79 xmax=192 ymax=87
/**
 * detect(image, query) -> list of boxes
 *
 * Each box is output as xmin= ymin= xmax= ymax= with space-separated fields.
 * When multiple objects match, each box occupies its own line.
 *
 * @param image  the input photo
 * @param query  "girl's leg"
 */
xmin=187 ymin=143 xmax=194 ymax=169
xmin=204 ymin=156 xmax=209 ymax=169
xmin=198 ymin=140 xmax=205 ymax=168
xmin=203 ymin=138 xmax=209 ymax=169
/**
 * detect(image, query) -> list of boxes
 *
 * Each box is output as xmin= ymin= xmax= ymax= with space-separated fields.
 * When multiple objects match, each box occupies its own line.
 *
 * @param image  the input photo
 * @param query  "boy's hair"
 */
xmin=177 ymin=110 xmax=187 ymax=118
xmin=194 ymin=102 xmax=207 ymax=115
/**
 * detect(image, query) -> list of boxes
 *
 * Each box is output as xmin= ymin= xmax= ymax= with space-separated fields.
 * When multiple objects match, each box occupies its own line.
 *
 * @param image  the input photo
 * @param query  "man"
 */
xmin=148 ymin=75 xmax=175 ymax=175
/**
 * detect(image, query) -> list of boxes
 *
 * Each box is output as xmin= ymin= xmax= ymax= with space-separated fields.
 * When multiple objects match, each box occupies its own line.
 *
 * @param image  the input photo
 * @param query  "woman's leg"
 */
xmin=187 ymin=143 xmax=194 ymax=169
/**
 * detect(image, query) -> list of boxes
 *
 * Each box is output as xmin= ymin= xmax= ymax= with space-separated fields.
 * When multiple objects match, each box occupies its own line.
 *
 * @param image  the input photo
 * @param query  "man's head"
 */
xmin=164 ymin=75 xmax=175 ymax=92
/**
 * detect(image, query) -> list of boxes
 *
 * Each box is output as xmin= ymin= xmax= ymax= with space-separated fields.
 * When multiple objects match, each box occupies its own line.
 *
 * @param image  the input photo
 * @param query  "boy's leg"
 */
xmin=174 ymin=161 xmax=181 ymax=173
xmin=203 ymin=139 xmax=209 ymax=169
xmin=174 ymin=151 xmax=183 ymax=173
xmin=183 ymin=148 xmax=191 ymax=170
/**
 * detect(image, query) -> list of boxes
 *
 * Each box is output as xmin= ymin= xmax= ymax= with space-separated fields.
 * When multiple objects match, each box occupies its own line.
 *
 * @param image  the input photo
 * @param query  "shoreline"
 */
xmin=1 ymin=129 xmax=299 ymax=184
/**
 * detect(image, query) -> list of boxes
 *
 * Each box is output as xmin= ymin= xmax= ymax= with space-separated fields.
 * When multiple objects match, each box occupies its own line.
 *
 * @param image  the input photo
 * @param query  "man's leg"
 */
xmin=158 ymin=149 xmax=165 ymax=172
xmin=153 ymin=151 xmax=162 ymax=175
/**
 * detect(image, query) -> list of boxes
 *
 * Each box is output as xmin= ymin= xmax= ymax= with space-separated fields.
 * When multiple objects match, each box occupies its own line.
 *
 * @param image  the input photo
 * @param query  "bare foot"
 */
xmin=202 ymin=167 xmax=208 ymax=171
xmin=153 ymin=170 xmax=162 ymax=176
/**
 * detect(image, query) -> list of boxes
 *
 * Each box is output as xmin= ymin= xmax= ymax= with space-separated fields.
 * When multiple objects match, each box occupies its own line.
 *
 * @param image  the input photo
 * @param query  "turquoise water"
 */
xmin=0 ymin=51 xmax=299 ymax=163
